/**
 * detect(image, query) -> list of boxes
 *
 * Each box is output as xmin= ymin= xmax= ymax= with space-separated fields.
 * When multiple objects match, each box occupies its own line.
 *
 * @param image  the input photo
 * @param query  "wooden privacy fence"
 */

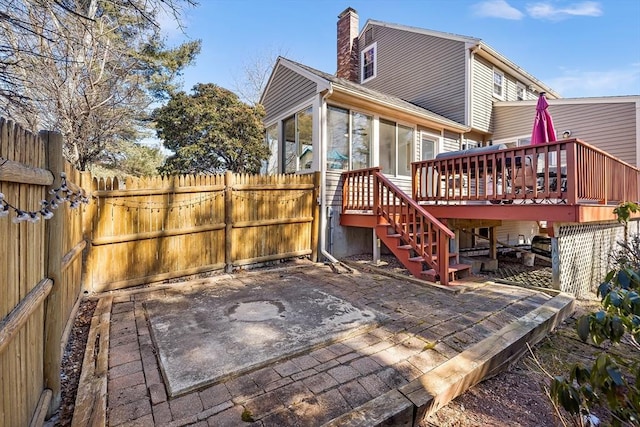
xmin=1 ymin=115 xmax=321 ymax=425
xmin=0 ymin=120 xmax=86 ymax=427
xmin=85 ymin=171 xmax=320 ymax=293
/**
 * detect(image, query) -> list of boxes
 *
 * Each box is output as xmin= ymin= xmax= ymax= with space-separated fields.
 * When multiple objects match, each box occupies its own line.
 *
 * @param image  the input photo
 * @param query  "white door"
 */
xmin=420 ymin=133 xmax=437 ymax=198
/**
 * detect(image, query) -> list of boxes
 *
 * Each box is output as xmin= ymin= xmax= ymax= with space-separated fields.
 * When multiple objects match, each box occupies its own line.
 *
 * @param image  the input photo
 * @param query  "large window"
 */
xmin=327 ymin=106 xmax=349 ymax=170
xmin=283 ymin=107 xmax=312 ymax=173
xmin=380 ymin=119 xmax=414 ymax=176
xmin=351 ymin=112 xmax=372 ymax=169
xmin=326 ymin=106 xmax=372 ymax=170
xmin=493 ymin=68 xmax=504 ymax=99
xmin=263 ymin=124 xmax=279 ymax=174
xmin=361 ymin=43 xmax=377 ymax=82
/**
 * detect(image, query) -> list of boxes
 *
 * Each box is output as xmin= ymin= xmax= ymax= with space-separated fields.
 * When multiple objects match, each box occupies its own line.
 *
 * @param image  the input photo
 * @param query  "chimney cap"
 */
xmin=338 ymin=7 xmax=358 ymax=18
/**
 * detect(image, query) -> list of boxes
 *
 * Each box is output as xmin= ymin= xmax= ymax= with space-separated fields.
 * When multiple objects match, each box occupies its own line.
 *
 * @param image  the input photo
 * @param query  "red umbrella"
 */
xmin=531 ymin=92 xmax=557 ymax=145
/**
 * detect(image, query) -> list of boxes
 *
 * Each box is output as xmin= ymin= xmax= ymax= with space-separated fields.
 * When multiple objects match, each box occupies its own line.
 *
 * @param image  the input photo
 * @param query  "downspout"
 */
xmin=318 ymin=85 xmax=339 ymax=264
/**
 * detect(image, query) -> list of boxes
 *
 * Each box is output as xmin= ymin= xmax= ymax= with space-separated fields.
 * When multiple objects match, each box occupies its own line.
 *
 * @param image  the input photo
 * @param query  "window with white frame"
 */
xmin=493 ymin=68 xmax=504 ymax=99
xmin=326 ymin=106 xmax=372 ymax=170
xmin=380 ymin=118 xmax=414 ymax=176
xmin=283 ymin=106 xmax=312 ymax=173
xmin=516 ymin=82 xmax=525 ymax=100
xmin=361 ymin=43 xmax=377 ymax=83
xmin=262 ymin=124 xmax=279 ymax=174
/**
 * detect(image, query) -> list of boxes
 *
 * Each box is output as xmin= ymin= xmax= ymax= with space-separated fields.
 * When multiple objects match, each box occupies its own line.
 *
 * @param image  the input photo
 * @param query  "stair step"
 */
xmin=397 ymin=244 xmax=413 ymax=251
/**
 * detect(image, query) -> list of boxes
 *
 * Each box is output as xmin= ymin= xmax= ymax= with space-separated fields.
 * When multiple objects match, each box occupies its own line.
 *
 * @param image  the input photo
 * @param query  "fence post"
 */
xmin=41 ymin=130 xmax=65 ymax=415
xmin=81 ymin=171 xmax=95 ymax=292
xmin=310 ymin=172 xmax=321 ymax=262
xmin=225 ymin=171 xmax=234 ymax=272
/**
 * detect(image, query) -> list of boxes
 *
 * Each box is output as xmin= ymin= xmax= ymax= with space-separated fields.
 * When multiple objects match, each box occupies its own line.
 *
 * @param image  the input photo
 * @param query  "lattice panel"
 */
xmin=556 ymin=221 xmax=639 ymax=297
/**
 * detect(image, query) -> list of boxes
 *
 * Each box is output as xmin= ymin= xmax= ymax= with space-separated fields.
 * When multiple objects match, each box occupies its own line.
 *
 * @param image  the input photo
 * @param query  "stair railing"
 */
xmin=373 ymin=170 xmax=455 ymax=285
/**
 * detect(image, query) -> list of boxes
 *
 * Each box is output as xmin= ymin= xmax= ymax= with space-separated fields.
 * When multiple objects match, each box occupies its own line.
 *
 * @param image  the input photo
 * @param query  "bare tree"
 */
xmin=0 ymin=0 xmax=200 ymax=170
xmin=232 ymin=47 xmax=288 ymax=105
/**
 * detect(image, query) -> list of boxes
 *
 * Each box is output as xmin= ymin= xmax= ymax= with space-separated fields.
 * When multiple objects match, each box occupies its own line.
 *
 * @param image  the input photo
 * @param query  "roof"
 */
xmin=494 ymin=95 xmax=640 ymax=107
xmin=277 ymin=57 xmax=469 ymax=132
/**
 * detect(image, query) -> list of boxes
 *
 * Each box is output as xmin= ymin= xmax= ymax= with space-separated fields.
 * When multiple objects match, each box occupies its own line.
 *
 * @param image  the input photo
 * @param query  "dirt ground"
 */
xmin=50 ymin=257 xmax=623 ymax=426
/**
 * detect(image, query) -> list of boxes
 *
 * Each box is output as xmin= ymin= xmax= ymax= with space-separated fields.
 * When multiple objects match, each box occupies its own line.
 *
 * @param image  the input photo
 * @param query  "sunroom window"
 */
xmin=262 ymin=124 xmax=279 ymax=174
xmin=380 ymin=119 xmax=414 ymax=176
xmin=326 ymin=106 xmax=372 ymax=170
xmin=283 ymin=107 xmax=312 ymax=173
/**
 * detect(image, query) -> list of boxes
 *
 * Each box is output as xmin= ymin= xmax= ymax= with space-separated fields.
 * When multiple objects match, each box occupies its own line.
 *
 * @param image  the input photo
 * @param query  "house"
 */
xmin=260 ymin=7 xmax=640 ymax=294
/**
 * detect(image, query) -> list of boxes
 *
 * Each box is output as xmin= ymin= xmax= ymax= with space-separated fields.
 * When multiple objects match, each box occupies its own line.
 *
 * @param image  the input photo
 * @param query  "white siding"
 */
xmin=471 ymin=55 xmax=494 ymax=132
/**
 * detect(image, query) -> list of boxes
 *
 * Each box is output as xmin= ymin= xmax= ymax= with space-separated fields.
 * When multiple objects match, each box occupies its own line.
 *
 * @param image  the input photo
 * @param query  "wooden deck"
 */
xmin=339 ymin=138 xmax=639 ymax=286
xmin=341 ymin=139 xmax=640 ymax=230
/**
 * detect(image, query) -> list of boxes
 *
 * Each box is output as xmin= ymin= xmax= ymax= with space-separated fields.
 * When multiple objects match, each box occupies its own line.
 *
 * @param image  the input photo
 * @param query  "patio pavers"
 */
xmin=94 ymin=262 xmax=573 ymax=426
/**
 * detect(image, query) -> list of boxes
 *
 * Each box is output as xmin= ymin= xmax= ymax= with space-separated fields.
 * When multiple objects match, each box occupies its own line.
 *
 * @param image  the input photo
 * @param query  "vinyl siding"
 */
xmin=496 ymin=221 xmax=540 ymax=246
xmin=472 ymin=56 xmax=538 ymax=133
xmin=493 ymin=102 xmax=638 ymax=166
xmin=471 ymin=56 xmax=494 ymax=133
xmin=443 ymin=130 xmax=461 ymax=152
xmin=263 ymin=66 xmax=318 ymax=123
xmin=359 ymin=25 xmax=467 ymax=124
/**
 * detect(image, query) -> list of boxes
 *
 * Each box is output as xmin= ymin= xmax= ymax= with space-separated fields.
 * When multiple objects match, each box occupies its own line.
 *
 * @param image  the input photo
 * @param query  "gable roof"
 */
xmin=361 ymin=19 xmax=560 ymax=98
xmin=362 ymin=19 xmax=479 ymax=45
xmin=271 ymin=57 xmax=469 ymax=132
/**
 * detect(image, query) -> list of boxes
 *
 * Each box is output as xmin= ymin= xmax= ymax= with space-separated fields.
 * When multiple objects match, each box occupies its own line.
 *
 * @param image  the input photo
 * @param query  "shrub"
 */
xmin=551 ymin=202 xmax=640 ymax=426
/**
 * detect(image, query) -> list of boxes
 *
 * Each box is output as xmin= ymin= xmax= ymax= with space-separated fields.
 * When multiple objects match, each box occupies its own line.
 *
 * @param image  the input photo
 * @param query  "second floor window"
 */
xmin=516 ymin=82 xmax=525 ymax=100
xmin=493 ymin=68 xmax=504 ymax=99
xmin=361 ymin=43 xmax=377 ymax=82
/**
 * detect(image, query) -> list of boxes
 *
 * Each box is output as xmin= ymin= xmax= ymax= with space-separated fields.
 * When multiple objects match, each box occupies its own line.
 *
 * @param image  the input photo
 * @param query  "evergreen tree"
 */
xmin=154 ymin=84 xmax=269 ymax=174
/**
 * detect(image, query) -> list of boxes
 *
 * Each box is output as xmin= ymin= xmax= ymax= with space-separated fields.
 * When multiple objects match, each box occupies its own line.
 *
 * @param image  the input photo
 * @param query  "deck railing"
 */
xmin=342 ymin=167 xmax=455 ymax=284
xmin=411 ymin=139 xmax=640 ymax=206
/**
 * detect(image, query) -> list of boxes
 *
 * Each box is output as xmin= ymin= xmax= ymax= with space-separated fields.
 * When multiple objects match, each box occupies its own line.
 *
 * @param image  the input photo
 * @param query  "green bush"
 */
xmin=551 ymin=202 xmax=640 ymax=426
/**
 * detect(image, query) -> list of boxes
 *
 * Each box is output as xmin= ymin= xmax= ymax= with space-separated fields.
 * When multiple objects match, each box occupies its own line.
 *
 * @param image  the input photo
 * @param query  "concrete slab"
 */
xmin=144 ymin=276 xmax=385 ymax=397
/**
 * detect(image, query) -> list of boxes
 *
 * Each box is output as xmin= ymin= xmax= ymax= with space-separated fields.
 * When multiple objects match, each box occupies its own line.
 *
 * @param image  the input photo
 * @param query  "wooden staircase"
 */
xmin=342 ymin=167 xmax=471 ymax=285
xmin=376 ymin=223 xmax=470 ymax=284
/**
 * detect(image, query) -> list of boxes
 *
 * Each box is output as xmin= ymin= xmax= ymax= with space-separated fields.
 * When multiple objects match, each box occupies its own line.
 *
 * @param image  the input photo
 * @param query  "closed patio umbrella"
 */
xmin=531 ymin=92 xmax=557 ymax=145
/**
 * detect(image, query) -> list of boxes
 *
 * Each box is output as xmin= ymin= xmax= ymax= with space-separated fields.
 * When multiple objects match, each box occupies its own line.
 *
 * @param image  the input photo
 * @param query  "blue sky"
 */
xmin=165 ymin=0 xmax=640 ymax=98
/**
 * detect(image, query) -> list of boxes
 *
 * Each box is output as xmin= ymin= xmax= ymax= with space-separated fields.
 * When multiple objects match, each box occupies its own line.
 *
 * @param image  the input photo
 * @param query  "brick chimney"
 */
xmin=336 ymin=7 xmax=359 ymax=82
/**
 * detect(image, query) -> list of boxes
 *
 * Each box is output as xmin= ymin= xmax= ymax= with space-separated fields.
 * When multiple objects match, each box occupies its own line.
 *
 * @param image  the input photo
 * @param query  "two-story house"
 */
xmin=260 ymin=7 xmax=640 ymax=294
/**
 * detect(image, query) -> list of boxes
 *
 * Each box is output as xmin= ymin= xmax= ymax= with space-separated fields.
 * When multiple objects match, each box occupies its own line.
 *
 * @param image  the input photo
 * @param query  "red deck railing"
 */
xmin=342 ymin=167 xmax=455 ymax=284
xmin=411 ymin=139 xmax=640 ymax=206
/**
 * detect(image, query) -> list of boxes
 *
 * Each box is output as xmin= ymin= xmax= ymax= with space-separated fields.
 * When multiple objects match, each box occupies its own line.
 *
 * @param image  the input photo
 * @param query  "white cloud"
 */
xmin=546 ymin=64 xmax=640 ymax=97
xmin=473 ymin=0 xmax=524 ymax=19
xmin=527 ymin=1 xmax=603 ymax=20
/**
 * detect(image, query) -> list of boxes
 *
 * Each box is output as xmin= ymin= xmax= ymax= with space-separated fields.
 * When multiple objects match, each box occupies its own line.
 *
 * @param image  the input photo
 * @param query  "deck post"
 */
xmin=565 ymin=142 xmax=578 ymax=205
xmin=372 ymin=230 xmax=380 ymax=265
xmin=489 ymin=226 xmax=497 ymax=260
xmin=439 ymin=233 xmax=449 ymax=286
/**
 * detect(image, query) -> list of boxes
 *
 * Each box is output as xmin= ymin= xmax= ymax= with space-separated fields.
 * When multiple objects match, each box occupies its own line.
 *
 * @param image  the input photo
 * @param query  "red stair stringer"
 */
xmin=372 ymin=171 xmax=471 ymax=285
